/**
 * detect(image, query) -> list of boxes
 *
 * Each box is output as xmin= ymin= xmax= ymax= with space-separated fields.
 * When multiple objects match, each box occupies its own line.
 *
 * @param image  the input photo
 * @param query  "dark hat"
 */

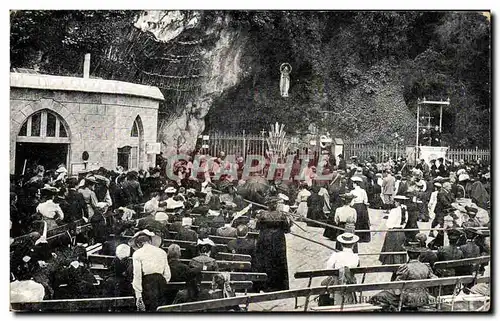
xmin=438 ymin=157 xmax=444 ymax=162
xmin=465 ymin=206 xmax=478 ymax=216
xmin=464 ymin=226 xmax=483 ymax=236
xmin=265 ymin=197 xmax=281 ymax=206
xmin=430 ymin=159 xmax=436 ymax=163
xmin=339 ymin=193 xmax=355 ymax=200
xmin=446 ymin=229 xmax=463 ymax=241
xmin=402 ymin=241 xmax=427 ymax=253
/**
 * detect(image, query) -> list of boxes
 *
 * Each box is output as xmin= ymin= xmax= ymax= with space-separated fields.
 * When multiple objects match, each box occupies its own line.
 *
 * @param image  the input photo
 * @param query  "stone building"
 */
xmin=10 ymin=72 xmax=164 ymax=175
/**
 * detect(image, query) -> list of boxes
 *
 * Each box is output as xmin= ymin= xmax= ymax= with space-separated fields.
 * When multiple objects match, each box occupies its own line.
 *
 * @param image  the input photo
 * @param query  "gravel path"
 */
xmin=249 ymin=208 xmax=432 ymax=311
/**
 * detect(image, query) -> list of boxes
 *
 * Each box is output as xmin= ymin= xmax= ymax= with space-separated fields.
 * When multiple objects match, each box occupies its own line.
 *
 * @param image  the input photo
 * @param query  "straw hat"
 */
xmin=128 ymin=229 xmax=162 ymax=250
xmin=336 ymin=232 xmax=359 ymax=245
xmin=458 ymin=173 xmax=470 ymax=182
xmin=165 ymin=186 xmax=177 ymax=193
xmin=154 ymin=212 xmax=169 ymax=222
xmin=350 ymin=176 xmax=363 ymax=182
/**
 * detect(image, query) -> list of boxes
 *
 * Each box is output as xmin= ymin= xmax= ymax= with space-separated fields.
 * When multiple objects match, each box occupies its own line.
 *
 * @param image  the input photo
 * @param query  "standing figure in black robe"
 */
xmin=306 ymin=185 xmax=325 ymax=227
xmin=254 ymin=197 xmax=291 ymax=292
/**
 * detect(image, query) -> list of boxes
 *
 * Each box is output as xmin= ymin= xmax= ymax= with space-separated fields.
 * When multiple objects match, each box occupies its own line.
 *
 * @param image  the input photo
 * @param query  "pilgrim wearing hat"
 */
xmin=459 ymin=227 xmax=482 ymax=259
xmin=379 ymin=195 xmax=409 ymax=265
xmin=254 ymin=195 xmax=291 ymax=292
xmin=189 ymin=238 xmax=219 ymax=272
xmin=319 ymin=232 xmax=360 ymax=306
xmin=121 ymin=171 xmax=143 ymax=206
xmin=174 ymin=217 xmax=198 ymax=243
xmin=129 ymin=229 xmax=170 ymax=311
xmin=348 ymin=177 xmax=371 ymax=243
xmin=461 ymin=206 xmax=480 ymax=228
xmin=78 ymin=176 xmax=100 ymax=219
xmin=433 ymin=228 xmax=465 ymax=295
xmin=324 ymin=194 xmax=357 ymax=251
xmin=295 ymin=183 xmax=311 ymax=219
xmin=36 ymin=185 xmax=64 ymax=230
xmin=370 ymin=241 xmax=437 ymax=311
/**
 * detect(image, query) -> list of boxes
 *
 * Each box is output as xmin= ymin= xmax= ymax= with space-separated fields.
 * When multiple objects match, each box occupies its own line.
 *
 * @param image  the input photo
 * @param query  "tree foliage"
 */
xmin=10 ymin=11 xmax=491 ymax=148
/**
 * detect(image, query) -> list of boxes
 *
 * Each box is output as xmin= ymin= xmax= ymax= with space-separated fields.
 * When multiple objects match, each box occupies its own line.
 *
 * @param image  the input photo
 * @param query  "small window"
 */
xmin=31 ymin=112 xmax=41 ymax=136
xmin=59 ymin=122 xmax=67 ymax=137
xmin=46 ymin=112 xmax=56 ymax=137
xmin=19 ymin=122 xmax=27 ymax=136
xmin=131 ymin=121 xmax=139 ymax=137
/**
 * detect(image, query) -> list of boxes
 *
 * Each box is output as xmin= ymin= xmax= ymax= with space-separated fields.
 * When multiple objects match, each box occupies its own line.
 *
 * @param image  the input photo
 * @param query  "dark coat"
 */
xmin=175 ymin=227 xmax=198 ymax=242
xmin=60 ymin=189 xmax=88 ymax=222
xmin=255 ymin=210 xmax=291 ymax=292
xmin=121 ymin=180 xmax=143 ymax=205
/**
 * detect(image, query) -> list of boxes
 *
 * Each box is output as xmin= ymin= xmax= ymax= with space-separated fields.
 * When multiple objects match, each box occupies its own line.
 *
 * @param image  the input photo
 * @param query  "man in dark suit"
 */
xmin=431 ymin=182 xmax=455 ymax=235
xmin=61 ymin=177 xmax=88 ymax=222
xmin=165 ymin=244 xmax=192 ymax=304
xmin=227 ymin=225 xmax=256 ymax=257
xmin=337 ymin=154 xmax=347 ymax=171
xmin=175 ymin=217 xmax=198 ymax=242
xmin=433 ymin=229 xmax=464 ymax=295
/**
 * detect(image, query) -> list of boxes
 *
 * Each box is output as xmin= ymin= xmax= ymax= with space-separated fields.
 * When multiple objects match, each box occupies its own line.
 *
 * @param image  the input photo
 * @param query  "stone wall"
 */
xmin=10 ymin=85 xmax=160 ymax=174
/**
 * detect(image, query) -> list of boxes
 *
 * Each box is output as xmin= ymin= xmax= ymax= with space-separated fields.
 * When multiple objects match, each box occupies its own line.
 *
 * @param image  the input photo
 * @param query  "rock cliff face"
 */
xmin=134 ymin=11 xmax=417 ymax=153
xmin=135 ymin=11 xmax=248 ymax=155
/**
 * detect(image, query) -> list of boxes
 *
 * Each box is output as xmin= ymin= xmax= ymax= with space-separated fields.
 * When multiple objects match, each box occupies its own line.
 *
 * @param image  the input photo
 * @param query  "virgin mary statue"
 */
xmin=280 ymin=63 xmax=291 ymax=97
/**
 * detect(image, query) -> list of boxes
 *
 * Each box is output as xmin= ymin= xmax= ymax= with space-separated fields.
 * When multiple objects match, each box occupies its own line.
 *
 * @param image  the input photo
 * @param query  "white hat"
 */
xmin=278 ymin=193 xmax=289 ymax=201
xmin=457 ymin=169 xmax=467 ymax=176
xmin=337 ymin=232 xmax=360 ymax=244
xmin=458 ymin=173 xmax=470 ymax=182
xmin=350 ymin=176 xmax=363 ymax=182
xmin=55 ymin=166 xmax=67 ymax=173
xmin=154 ymin=212 xmax=169 ymax=222
xmin=115 ymin=244 xmax=131 ymax=260
xmin=165 ymin=187 xmax=177 ymax=193
xmin=197 ymin=238 xmax=215 ymax=247
xmin=181 ymin=217 xmax=193 ymax=226
xmin=128 ymin=229 xmax=162 ymax=250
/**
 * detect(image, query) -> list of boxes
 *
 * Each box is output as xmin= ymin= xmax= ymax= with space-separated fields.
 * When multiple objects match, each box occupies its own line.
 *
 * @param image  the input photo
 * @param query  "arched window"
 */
xmin=131 ymin=118 xmax=139 ymax=137
xmin=18 ymin=109 xmax=69 ymax=143
xmin=18 ymin=109 xmax=68 ymax=138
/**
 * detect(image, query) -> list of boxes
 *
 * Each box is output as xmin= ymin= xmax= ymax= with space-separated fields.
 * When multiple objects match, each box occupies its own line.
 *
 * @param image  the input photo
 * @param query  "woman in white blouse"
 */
xmin=379 ymin=195 xmax=409 ymax=265
xmin=295 ymin=184 xmax=311 ymax=218
xmin=319 ymin=233 xmax=360 ymax=306
xmin=348 ymin=177 xmax=371 ymax=243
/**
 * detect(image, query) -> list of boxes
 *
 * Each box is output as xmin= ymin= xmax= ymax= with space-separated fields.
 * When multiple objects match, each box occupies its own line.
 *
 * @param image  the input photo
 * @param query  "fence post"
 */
xmin=476 ymin=146 xmax=479 ymax=161
xmin=242 ymin=130 xmax=246 ymax=160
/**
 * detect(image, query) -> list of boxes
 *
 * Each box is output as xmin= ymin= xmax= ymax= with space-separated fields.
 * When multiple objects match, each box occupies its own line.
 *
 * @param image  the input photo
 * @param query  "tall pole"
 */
xmin=439 ymin=105 xmax=443 ymax=132
xmin=416 ymin=105 xmax=420 ymax=146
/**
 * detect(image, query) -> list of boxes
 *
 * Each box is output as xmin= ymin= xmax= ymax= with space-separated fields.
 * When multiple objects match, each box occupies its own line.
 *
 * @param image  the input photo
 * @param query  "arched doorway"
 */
xmin=15 ymin=109 xmax=70 ymax=175
xmin=117 ymin=116 xmax=144 ymax=170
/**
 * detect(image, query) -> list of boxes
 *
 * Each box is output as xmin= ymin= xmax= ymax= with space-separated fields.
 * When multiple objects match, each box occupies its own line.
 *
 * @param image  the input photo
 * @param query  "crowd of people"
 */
xmin=9 ymin=151 xmax=490 ymax=311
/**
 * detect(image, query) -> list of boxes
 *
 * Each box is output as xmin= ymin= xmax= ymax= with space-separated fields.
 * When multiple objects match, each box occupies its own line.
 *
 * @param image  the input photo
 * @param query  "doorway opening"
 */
xmin=15 ymin=142 xmax=69 ymax=176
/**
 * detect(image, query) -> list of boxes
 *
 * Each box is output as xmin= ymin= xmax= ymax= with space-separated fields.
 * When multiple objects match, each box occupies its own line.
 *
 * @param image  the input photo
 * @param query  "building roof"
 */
xmin=10 ymin=72 xmax=164 ymax=101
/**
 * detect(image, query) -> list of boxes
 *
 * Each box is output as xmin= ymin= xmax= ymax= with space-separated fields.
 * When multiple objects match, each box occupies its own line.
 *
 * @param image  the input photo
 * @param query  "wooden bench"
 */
xmin=433 ymin=256 xmax=490 ymax=271
xmin=156 ymin=275 xmax=489 ymax=312
xmin=178 ymin=259 xmax=251 ymax=271
xmin=111 ymin=235 xmax=229 ymax=253
xmin=310 ymin=303 xmax=383 ymax=312
xmin=88 ymin=254 xmax=252 ymax=272
xmin=11 ymin=296 xmax=135 ymax=312
xmin=215 ymin=252 xmax=252 ymax=262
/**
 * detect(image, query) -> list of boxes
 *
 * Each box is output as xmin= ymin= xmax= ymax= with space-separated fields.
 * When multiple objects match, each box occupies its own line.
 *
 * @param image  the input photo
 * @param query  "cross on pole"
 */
xmin=421 ymin=113 xmax=434 ymax=129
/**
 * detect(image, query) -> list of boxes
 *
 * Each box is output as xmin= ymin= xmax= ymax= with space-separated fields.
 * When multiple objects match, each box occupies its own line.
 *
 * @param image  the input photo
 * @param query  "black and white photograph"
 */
xmin=8 ymin=8 xmax=491 ymax=313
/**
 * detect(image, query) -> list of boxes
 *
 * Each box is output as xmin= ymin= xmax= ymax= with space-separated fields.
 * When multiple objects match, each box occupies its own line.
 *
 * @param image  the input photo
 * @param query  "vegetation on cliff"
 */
xmin=10 ymin=10 xmax=490 ymax=148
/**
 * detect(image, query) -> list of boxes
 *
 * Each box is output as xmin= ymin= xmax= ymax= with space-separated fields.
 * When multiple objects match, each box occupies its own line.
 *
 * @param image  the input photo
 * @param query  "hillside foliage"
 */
xmin=10 ymin=11 xmax=491 ymax=148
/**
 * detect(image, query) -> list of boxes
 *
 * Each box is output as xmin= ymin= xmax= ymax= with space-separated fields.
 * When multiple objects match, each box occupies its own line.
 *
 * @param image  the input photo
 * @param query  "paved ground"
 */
xmin=248 ymin=208 xmax=432 ymax=311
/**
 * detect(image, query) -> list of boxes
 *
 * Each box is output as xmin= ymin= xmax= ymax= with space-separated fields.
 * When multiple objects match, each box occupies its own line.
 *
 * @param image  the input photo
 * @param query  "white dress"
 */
xmin=295 ymin=189 xmax=311 ymax=218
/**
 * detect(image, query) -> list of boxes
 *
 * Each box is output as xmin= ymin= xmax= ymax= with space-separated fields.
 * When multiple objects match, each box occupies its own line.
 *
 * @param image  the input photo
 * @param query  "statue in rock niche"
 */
xmin=280 ymin=63 xmax=292 ymax=97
